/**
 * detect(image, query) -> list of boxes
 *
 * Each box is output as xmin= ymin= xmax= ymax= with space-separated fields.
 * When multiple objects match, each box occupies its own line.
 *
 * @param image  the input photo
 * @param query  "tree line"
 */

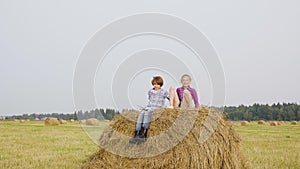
xmin=76 ymin=108 xmax=120 ymax=120
xmin=3 ymin=103 xmax=300 ymax=121
xmin=4 ymin=108 xmax=120 ymax=121
xmin=224 ymin=103 xmax=300 ymax=121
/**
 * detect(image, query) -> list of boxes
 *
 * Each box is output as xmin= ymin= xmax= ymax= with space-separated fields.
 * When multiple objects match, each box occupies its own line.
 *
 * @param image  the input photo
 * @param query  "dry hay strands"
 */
xmin=19 ymin=119 xmax=26 ymax=123
xmin=85 ymin=118 xmax=100 ymax=126
xmin=80 ymin=120 xmax=86 ymax=125
xmin=257 ymin=120 xmax=265 ymax=125
xmin=59 ymin=119 xmax=67 ymax=124
xmin=291 ymin=121 xmax=298 ymax=125
xmin=44 ymin=117 xmax=60 ymax=125
xmin=269 ymin=121 xmax=277 ymax=126
xmin=241 ymin=121 xmax=249 ymax=126
xmin=83 ymin=107 xmax=248 ymax=169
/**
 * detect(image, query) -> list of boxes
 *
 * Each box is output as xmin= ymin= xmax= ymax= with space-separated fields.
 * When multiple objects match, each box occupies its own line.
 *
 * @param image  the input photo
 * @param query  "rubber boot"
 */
xmin=137 ymin=128 xmax=148 ymax=144
xmin=129 ymin=130 xmax=140 ymax=144
xmin=135 ymin=127 xmax=145 ymax=144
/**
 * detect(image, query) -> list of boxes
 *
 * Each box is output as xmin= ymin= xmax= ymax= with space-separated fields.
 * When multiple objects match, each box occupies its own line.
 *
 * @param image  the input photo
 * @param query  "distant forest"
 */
xmin=4 ymin=108 xmax=120 ymax=121
xmin=3 ymin=103 xmax=300 ymax=121
xmin=224 ymin=103 xmax=300 ymax=121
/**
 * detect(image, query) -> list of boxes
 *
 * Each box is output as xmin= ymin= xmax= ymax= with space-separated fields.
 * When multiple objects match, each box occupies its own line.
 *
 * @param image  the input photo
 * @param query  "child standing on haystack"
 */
xmin=168 ymin=74 xmax=200 ymax=109
xmin=129 ymin=76 xmax=169 ymax=144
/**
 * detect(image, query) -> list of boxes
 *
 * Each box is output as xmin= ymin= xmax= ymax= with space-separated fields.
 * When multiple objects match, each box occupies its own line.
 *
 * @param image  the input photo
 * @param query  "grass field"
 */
xmin=0 ymin=120 xmax=299 ymax=169
xmin=234 ymin=121 xmax=300 ymax=169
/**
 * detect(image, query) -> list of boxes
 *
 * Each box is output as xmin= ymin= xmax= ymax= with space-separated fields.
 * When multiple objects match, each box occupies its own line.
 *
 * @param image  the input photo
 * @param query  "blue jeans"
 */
xmin=135 ymin=107 xmax=153 ymax=130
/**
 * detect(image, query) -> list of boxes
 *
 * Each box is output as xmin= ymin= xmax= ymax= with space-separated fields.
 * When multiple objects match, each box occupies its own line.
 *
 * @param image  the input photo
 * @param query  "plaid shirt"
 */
xmin=147 ymin=88 xmax=169 ymax=109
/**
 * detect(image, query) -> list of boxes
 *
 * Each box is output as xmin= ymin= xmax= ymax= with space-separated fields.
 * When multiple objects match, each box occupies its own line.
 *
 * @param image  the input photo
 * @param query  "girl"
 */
xmin=169 ymin=74 xmax=200 ymax=108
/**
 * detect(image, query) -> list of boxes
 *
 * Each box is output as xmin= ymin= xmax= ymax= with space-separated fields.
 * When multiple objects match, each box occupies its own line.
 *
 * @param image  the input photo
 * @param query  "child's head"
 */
xmin=151 ymin=76 xmax=164 ymax=90
xmin=181 ymin=74 xmax=192 ymax=87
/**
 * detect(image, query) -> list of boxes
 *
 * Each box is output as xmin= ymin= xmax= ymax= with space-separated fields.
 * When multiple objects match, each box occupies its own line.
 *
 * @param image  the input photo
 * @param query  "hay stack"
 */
xmin=86 ymin=118 xmax=100 ymax=126
xmin=44 ymin=117 xmax=60 ymax=125
xmin=19 ymin=119 xmax=26 ymax=123
xmin=270 ymin=121 xmax=277 ymax=126
xmin=59 ymin=119 xmax=67 ymax=124
xmin=70 ymin=119 xmax=75 ymax=123
xmin=241 ymin=121 xmax=249 ymax=126
xmin=257 ymin=120 xmax=265 ymax=125
xmin=80 ymin=120 xmax=86 ymax=125
xmin=104 ymin=119 xmax=110 ymax=123
xmin=83 ymin=107 xmax=248 ymax=169
xmin=291 ymin=121 xmax=298 ymax=125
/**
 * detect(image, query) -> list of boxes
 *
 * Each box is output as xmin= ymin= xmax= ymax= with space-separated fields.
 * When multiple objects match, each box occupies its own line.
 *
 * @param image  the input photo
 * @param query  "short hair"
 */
xmin=181 ymin=74 xmax=192 ymax=81
xmin=151 ymin=76 xmax=164 ymax=86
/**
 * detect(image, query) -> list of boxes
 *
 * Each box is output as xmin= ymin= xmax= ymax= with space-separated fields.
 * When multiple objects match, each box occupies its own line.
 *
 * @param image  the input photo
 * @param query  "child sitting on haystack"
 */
xmin=129 ymin=76 xmax=169 ymax=144
xmin=168 ymin=74 xmax=200 ymax=109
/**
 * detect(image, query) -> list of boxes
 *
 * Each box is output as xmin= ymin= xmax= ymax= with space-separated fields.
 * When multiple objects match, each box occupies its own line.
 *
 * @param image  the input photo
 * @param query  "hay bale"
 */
xmin=270 ymin=121 xmax=277 ymax=126
xmin=291 ymin=121 xmax=298 ymax=125
xmin=277 ymin=121 xmax=282 ymax=125
xmin=83 ymin=107 xmax=248 ymax=169
xmin=86 ymin=118 xmax=100 ymax=126
xmin=59 ymin=119 xmax=67 ymax=124
xmin=241 ymin=121 xmax=249 ymax=126
xmin=257 ymin=120 xmax=265 ymax=125
xmin=26 ymin=119 xmax=30 ymax=122
xmin=70 ymin=119 xmax=75 ymax=123
xmin=19 ymin=119 xmax=26 ymax=123
xmin=44 ymin=117 xmax=60 ymax=125
xmin=80 ymin=120 xmax=86 ymax=125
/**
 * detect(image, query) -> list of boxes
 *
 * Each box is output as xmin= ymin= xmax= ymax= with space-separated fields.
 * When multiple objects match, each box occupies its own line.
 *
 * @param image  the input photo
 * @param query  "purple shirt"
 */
xmin=176 ymin=86 xmax=200 ymax=108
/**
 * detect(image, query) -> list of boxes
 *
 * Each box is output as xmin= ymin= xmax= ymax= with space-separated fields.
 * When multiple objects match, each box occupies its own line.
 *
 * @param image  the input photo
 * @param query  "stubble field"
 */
xmin=0 ymin=120 xmax=299 ymax=169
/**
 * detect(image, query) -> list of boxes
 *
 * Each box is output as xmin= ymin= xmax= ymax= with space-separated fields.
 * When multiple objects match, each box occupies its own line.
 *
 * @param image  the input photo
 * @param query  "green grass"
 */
xmin=0 ymin=121 xmax=97 ymax=169
xmin=234 ymin=121 xmax=300 ymax=169
xmin=0 ymin=120 xmax=299 ymax=169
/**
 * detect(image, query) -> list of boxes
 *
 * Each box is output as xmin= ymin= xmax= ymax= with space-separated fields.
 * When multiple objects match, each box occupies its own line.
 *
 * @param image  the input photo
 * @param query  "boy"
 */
xmin=129 ymin=76 xmax=169 ymax=144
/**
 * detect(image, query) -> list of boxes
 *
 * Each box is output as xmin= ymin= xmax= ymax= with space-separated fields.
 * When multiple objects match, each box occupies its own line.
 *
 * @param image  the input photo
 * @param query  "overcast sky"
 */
xmin=1 ymin=1 xmax=300 ymax=115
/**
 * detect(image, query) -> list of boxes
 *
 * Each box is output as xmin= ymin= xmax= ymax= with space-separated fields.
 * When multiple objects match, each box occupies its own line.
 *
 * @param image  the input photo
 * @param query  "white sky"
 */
xmin=1 ymin=0 xmax=300 ymax=115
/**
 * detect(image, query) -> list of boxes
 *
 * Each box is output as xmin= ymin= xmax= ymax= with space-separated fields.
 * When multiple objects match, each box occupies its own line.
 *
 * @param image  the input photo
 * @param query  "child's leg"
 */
xmin=135 ymin=111 xmax=145 ymax=131
xmin=181 ymin=89 xmax=193 ymax=108
xmin=130 ymin=110 xmax=146 ymax=144
xmin=142 ymin=109 xmax=153 ymax=129
xmin=169 ymin=87 xmax=180 ymax=107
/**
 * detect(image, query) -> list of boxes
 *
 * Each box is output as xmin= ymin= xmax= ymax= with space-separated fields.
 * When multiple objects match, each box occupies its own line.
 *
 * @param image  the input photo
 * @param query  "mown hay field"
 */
xmin=0 ymin=120 xmax=299 ymax=169
xmin=234 ymin=121 xmax=300 ymax=169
